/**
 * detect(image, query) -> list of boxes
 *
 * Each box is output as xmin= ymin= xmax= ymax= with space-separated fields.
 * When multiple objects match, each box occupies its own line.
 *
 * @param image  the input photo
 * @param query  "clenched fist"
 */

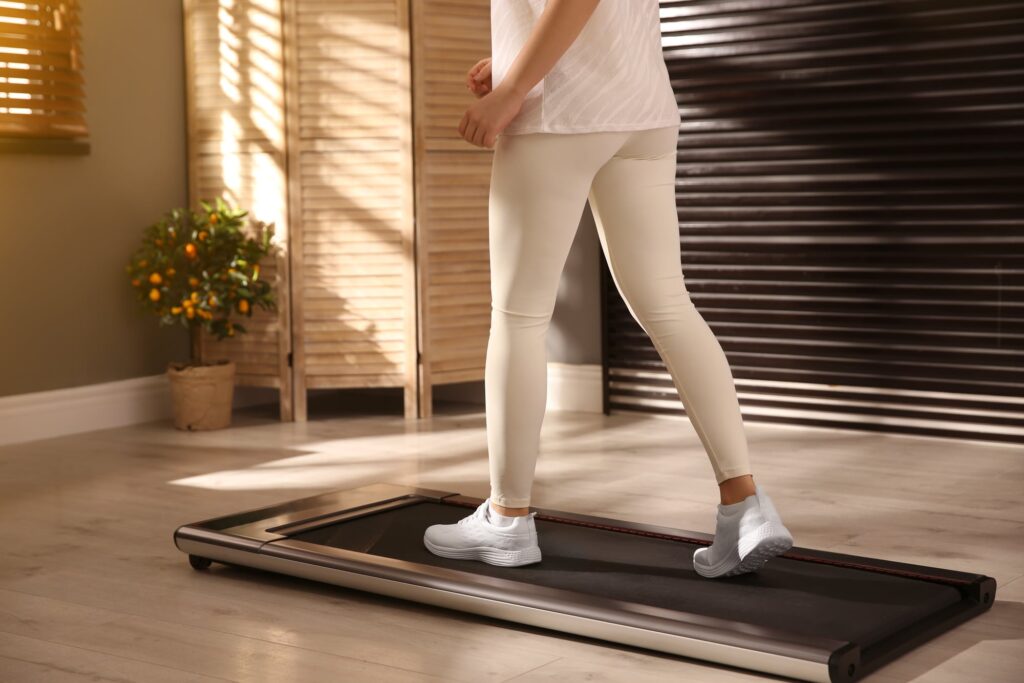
xmin=458 ymin=57 xmax=525 ymax=149
xmin=466 ymin=57 xmax=492 ymax=98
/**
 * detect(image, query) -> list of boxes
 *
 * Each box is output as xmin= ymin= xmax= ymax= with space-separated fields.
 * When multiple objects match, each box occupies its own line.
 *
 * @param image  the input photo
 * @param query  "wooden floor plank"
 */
xmin=0 ymin=630 xmax=224 ymax=682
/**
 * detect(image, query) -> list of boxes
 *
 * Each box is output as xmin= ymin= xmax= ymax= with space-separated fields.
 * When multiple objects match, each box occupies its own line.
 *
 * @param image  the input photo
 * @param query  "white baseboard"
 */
xmin=0 ymin=374 xmax=277 ymax=448
xmin=547 ymin=362 xmax=603 ymax=413
xmin=0 ymin=362 xmax=602 ymax=448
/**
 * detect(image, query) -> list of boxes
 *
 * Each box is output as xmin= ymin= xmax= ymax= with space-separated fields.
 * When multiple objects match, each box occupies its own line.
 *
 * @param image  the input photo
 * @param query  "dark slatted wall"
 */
xmin=602 ymin=0 xmax=1024 ymax=445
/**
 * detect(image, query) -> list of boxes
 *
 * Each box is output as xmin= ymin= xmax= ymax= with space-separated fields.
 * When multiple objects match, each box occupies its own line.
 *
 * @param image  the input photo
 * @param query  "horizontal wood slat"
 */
xmin=604 ymin=0 xmax=1024 ymax=444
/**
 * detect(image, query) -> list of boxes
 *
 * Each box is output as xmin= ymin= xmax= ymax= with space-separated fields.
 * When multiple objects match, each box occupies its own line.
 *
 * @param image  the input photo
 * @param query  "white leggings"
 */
xmin=486 ymin=125 xmax=752 ymax=508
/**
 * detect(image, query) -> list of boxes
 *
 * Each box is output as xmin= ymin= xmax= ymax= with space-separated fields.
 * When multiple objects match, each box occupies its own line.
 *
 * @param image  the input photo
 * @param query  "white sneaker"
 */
xmin=753 ymin=484 xmax=790 ymax=535
xmin=423 ymin=498 xmax=542 ymax=567
xmin=693 ymin=486 xmax=793 ymax=579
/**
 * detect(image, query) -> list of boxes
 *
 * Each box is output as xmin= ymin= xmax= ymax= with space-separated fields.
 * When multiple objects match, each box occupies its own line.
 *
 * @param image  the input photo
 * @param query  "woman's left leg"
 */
xmin=485 ymin=129 xmax=629 ymax=513
xmin=587 ymin=125 xmax=755 ymax=501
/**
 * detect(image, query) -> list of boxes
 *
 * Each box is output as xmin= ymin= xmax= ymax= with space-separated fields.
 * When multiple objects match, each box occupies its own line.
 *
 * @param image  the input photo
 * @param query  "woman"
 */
xmin=423 ymin=0 xmax=794 ymax=579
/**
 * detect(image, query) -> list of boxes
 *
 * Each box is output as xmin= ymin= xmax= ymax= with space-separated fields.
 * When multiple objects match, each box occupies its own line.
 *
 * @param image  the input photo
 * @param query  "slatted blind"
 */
xmin=0 ymin=0 xmax=86 ymax=138
xmin=603 ymin=0 xmax=1024 ymax=445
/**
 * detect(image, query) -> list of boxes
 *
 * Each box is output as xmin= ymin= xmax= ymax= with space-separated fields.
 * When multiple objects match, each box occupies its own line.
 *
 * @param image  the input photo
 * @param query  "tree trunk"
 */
xmin=190 ymin=323 xmax=202 ymax=366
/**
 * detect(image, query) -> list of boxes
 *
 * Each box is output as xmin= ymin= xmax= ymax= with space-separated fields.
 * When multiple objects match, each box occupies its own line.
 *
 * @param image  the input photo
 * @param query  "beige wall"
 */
xmin=0 ymin=0 xmax=189 ymax=398
xmin=552 ymin=205 xmax=602 ymax=366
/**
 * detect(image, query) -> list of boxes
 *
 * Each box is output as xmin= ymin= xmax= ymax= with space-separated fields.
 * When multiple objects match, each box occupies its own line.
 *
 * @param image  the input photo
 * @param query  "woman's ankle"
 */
xmin=491 ymin=501 xmax=530 ymax=516
xmin=719 ymin=474 xmax=756 ymax=505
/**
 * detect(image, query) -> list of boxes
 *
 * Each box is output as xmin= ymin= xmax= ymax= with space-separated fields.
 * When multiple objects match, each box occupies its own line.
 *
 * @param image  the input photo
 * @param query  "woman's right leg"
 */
xmin=587 ymin=125 xmax=755 ymax=495
xmin=486 ymin=130 xmax=626 ymax=512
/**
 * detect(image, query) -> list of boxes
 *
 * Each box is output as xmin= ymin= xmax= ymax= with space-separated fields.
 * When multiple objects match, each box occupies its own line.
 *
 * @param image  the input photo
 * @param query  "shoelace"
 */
xmin=458 ymin=501 xmax=490 ymax=526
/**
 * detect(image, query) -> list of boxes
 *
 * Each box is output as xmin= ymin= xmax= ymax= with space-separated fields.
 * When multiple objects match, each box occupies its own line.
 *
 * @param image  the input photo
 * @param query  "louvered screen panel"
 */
xmin=603 ymin=0 xmax=1024 ymax=445
xmin=413 ymin=0 xmax=493 ymax=398
xmin=288 ymin=0 xmax=416 ymax=406
xmin=184 ymin=0 xmax=292 ymax=406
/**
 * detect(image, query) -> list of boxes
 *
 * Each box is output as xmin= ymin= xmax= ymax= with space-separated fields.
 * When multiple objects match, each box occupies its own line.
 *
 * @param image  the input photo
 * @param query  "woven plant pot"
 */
xmin=166 ymin=359 xmax=236 ymax=430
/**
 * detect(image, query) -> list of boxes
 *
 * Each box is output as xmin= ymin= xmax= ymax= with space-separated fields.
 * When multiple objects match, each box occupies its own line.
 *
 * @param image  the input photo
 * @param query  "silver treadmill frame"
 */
xmin=173 ymin=483 xmax=995 ymax=683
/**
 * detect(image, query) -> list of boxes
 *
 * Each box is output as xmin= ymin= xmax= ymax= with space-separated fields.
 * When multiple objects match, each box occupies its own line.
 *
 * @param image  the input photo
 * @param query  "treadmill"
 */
xmin=173 ymin=483 xmax=996 ymax=683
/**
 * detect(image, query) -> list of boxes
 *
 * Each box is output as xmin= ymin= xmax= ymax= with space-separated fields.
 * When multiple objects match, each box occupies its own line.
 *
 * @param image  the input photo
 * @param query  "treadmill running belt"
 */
xmin=289 ymin=500 xmax=961 ymax=648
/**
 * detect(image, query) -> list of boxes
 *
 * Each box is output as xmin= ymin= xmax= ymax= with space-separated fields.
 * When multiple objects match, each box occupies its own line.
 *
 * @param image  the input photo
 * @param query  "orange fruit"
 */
xmin=131 ymin=278 xmax=141 ymax=287
xmin=184 ymin=243 xmax=197 ymax=259
xmin=171 ymin=306 xmax=183 ymax=314
xmin=238 ymin=299 xmax=250 ymax=314
xmin=149 ymin=288 xmax=160 ymax=302
xmin=148 ymin=272 xmax=162 ymax=285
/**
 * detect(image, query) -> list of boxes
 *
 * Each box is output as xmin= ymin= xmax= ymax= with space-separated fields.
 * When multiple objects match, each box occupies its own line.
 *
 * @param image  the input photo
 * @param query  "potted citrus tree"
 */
xmin=125 ymin=197 xmax=279 ymax=430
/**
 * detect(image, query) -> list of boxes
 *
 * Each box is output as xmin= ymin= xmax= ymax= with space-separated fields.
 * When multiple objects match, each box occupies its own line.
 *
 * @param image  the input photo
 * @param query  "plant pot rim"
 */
xmin=167 ymin=358 xmax=236 ymax=374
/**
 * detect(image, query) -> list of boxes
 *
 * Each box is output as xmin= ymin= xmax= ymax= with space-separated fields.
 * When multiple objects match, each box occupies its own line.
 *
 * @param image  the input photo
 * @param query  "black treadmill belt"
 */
xmin=288 ymin=500 xmax=963 ymax=647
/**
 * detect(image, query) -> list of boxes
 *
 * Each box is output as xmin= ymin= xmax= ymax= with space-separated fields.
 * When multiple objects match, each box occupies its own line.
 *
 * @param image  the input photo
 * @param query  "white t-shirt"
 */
xmin=490 ymin=0 xmax=681 ymax=135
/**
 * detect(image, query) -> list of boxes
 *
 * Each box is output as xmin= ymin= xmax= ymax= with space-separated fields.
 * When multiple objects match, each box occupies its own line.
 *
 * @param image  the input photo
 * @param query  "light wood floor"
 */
xmin=1 ymin=389 xmax=1021 ymax=682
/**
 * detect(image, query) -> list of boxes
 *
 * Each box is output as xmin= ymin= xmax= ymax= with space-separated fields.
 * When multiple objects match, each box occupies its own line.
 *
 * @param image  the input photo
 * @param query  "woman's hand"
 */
xmin=466 ymin=57 xmax=492 ymax=98
xmin=458 ymin=82 xmax=525 ymax=149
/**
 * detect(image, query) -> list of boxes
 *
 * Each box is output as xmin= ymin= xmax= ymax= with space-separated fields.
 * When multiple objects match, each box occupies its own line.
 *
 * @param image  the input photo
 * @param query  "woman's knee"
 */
xmin=621 ymin=281 xmax=697 ymax=333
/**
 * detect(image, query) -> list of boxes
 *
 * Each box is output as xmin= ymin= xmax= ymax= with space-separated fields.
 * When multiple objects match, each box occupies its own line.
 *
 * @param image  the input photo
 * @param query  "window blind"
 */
xmin=0 ymin=0 xmax=86 ymax=139
xmin=602 ymin=0 xmax=1024 ymax=445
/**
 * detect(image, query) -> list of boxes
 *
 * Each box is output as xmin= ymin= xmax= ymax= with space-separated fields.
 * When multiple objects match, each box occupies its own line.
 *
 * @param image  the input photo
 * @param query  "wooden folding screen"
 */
xmin=410 ymin=0 xmax=494 ymax=418
xmin=184 ymin=0 xmax=492 ymax=421
xmin=279 ymin=0 xmax=417 ymax=420
xmin=603 ymin=0 xmax=1024 ymax=445
xmin=184 ymin=0 xmax=295 ymax=420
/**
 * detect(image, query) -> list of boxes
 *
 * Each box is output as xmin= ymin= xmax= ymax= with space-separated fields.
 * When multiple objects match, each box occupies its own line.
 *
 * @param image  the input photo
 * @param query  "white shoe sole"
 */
xmin=423 ymin=535 xmax=542 ymax=567
xmin=693 ymin=519 xmax=793 ymax=579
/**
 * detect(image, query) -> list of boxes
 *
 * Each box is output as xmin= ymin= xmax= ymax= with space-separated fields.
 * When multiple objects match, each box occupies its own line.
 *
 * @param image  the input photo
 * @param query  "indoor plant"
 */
xmin=125 ymin=197 xmax=279 ymax=430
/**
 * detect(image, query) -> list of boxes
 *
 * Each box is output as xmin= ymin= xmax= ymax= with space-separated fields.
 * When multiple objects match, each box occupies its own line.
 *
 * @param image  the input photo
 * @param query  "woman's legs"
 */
xmin=485 ymin=129 xmax=627 ymax=514
xmin=587 ymin=125 xmax=756 ymax=504
xmin=485 ymin=124 xmax=756 ymax=515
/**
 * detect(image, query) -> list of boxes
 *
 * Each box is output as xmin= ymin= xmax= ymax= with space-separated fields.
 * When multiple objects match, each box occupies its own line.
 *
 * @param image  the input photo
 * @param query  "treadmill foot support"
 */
xmin=189 ymin=554 xmax=213 ymax=571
